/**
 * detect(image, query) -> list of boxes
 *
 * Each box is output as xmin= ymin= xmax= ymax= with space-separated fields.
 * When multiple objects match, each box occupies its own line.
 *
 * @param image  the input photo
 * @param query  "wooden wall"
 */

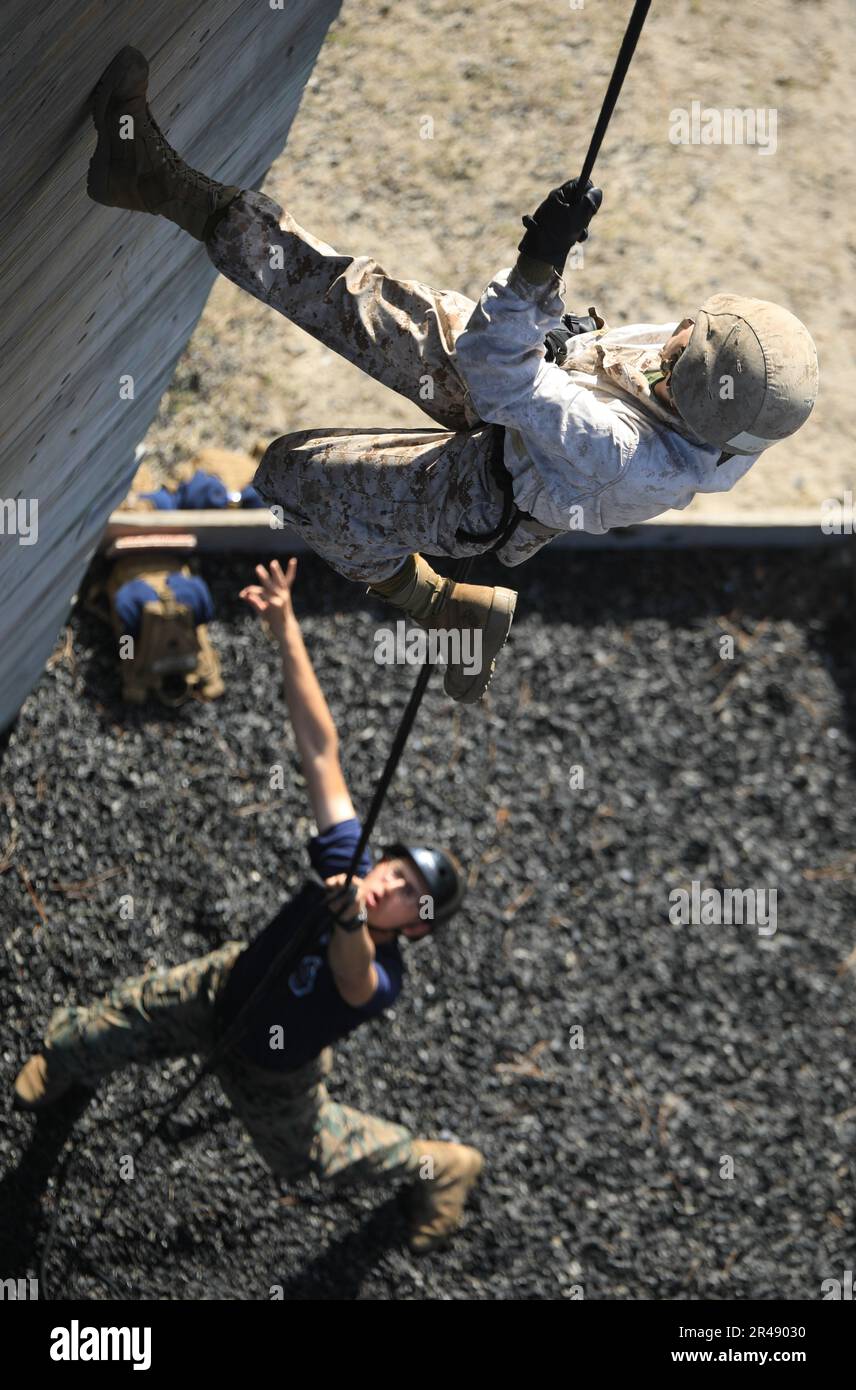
xmin=0 ymin=0 xmax=340 ymax=729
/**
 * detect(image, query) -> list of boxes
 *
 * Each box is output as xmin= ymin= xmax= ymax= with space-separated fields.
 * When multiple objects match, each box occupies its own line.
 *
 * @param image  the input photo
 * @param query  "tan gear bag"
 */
xmin=101 ymin=553 xmax=224 ymax=706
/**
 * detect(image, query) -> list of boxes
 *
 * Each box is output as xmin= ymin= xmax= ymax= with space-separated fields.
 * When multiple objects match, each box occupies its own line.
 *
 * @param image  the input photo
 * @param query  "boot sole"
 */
xmin=13 ymin=1077 xmax=74 ymax=1111
xmin=13 ymin=1088 xmax=69 ymax=1112
xmin=87 ymin=46 xmax=149 ymax=205
xmin=13 ymin=1078 xmax=95 ymax=1112
xmin=445 ymin=588 xmax=517 ymax=705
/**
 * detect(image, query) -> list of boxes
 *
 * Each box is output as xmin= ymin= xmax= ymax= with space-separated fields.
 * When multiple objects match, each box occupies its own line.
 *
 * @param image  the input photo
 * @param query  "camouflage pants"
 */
xmin=205 ymin=189 xmax=554 ymax=580
xmin=43 ymin=944 xmax=419 ymax=1186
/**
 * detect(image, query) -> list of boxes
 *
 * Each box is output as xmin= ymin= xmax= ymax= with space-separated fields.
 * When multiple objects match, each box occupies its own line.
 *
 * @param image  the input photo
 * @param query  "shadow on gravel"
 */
xmin=0 ymin=1088 xmax=94 ymax=1273
xmin=0 ymin=718 xmax=17 ymax=775
xmin=473 ymin=545 xmax=856 ymax=770
xmin=271 ymin=1194 xmax=405 ymax=1300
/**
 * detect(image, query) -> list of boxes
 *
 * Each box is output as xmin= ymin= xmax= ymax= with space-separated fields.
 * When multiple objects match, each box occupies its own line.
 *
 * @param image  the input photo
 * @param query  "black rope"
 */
xmin=572 ymin=0 xmax=652 ymax=201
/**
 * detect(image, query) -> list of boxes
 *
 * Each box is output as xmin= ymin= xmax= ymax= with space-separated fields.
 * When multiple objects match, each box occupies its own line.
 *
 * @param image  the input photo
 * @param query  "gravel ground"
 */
xmin=1 ymin=545 xmax=855 ymax=1301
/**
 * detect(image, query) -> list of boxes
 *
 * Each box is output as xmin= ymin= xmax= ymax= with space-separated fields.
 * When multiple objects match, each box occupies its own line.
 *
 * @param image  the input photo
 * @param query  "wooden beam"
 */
xmin=103 ymin=506 xmax=843 ymax=554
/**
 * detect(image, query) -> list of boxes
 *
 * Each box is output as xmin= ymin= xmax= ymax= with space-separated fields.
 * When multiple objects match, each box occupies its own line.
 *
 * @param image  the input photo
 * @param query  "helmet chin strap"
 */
xmin=643 ymin=367 xmax=683 ymax=418
xmin=643 ymin=367 xmax=668 ymax=390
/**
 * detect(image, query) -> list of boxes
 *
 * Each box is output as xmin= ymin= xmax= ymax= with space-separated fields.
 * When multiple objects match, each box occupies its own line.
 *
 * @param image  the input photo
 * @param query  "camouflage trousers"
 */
xmin=43 ymin=943 xmax=420 ymax=1187
xmin=205 ymin=189 xmax=556 ymax=581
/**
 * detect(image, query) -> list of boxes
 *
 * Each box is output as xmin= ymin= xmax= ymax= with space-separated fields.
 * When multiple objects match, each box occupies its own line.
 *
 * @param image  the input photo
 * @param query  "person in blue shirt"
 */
xmin=14 ymin=559 xmax=483 ymax=1254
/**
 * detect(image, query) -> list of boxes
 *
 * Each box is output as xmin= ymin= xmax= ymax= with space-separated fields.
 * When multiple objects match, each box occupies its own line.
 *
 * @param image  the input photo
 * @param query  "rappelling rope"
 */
xmin=573 ymin=0 xmax=651 ymax=198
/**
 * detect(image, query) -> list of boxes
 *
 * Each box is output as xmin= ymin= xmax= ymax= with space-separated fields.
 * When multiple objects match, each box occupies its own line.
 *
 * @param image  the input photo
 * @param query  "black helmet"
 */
xmin=382 ymin=844 xmax=465 ymax=926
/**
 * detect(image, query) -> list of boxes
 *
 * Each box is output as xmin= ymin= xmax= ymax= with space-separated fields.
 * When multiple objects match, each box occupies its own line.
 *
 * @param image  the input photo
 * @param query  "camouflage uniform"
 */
xmin=42 ymin=944 xmax=419 ymax=1185
xmin=206 ymin=190 xmax=559 ymax=581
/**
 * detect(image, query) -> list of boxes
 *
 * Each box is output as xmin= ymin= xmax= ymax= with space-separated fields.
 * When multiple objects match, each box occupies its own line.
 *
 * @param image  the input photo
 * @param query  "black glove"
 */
xmin=518 ymin=178 xmax=603 ymax=273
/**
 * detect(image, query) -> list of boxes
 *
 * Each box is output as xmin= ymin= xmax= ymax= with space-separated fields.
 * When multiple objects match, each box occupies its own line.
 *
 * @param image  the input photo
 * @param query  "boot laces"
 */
xmin=428 ymin=575 xmax=454 ymax=620
xmin=143 ymin=109 xmax=219 ymax=205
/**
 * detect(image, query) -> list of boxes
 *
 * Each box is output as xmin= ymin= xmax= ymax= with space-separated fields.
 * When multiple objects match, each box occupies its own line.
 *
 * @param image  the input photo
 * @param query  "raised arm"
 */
xmin=458 ymin=174 xmax=605 ymax=422
xmin=454 ymin=263 xmax=637 ymax=479
xmin=453 ymin=178 xmax=643 ymax=507
xmin=240 ymin=559 xmax=355 ymax=833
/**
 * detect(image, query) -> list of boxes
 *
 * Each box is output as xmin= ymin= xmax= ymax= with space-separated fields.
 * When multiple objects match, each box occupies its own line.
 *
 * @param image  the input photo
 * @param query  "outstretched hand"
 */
xmin=240 ymin=557 xmax=297 ymax=640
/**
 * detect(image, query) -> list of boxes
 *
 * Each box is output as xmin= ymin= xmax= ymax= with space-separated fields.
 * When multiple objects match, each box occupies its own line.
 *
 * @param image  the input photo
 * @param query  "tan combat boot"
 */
xmin=407 ymin=1140 xmax=484 ymax=1253
xmin=13 ymin=1054 xmax=73 ymax=1112
xmin=87 ymin=46 xmax=241 ymax=241
xmin=369 ymin=555 xmax=516 ymax=704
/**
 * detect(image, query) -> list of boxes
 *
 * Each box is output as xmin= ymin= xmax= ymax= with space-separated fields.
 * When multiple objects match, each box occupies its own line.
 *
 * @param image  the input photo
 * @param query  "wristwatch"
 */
xmin=335 ymin=905 xmax=368 ymax=934
xmin=327 ymin=882 xmax=368 ymax=933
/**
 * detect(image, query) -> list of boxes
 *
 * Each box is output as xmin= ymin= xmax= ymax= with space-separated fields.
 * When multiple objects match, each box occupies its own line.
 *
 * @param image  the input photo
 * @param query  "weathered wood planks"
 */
xmin=0 ymin=0 xmax=340 ymax=729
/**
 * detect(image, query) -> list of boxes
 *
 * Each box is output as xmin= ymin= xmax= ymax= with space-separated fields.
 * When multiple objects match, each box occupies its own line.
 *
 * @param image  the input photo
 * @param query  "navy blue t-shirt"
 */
xmin=217 ymin=818 xmax=404 ymax=1071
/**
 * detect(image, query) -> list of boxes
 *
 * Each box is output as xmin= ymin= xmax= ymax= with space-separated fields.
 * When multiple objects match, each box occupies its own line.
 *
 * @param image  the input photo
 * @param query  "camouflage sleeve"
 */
xmin=454 ymin=264 xmax=566 ymax=427
xmin=455 ymin=267 xmax=637 ymax=489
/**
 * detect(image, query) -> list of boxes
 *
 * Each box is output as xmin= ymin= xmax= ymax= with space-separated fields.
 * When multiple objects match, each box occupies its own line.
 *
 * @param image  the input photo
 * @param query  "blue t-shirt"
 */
xmin=217 ymin=818 xmax=404 ymax=1071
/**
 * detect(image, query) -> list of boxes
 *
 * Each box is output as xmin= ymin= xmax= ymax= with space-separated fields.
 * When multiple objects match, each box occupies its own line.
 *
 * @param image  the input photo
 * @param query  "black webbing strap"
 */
xmin=455 ymin=425 xmax=519 ymax=551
